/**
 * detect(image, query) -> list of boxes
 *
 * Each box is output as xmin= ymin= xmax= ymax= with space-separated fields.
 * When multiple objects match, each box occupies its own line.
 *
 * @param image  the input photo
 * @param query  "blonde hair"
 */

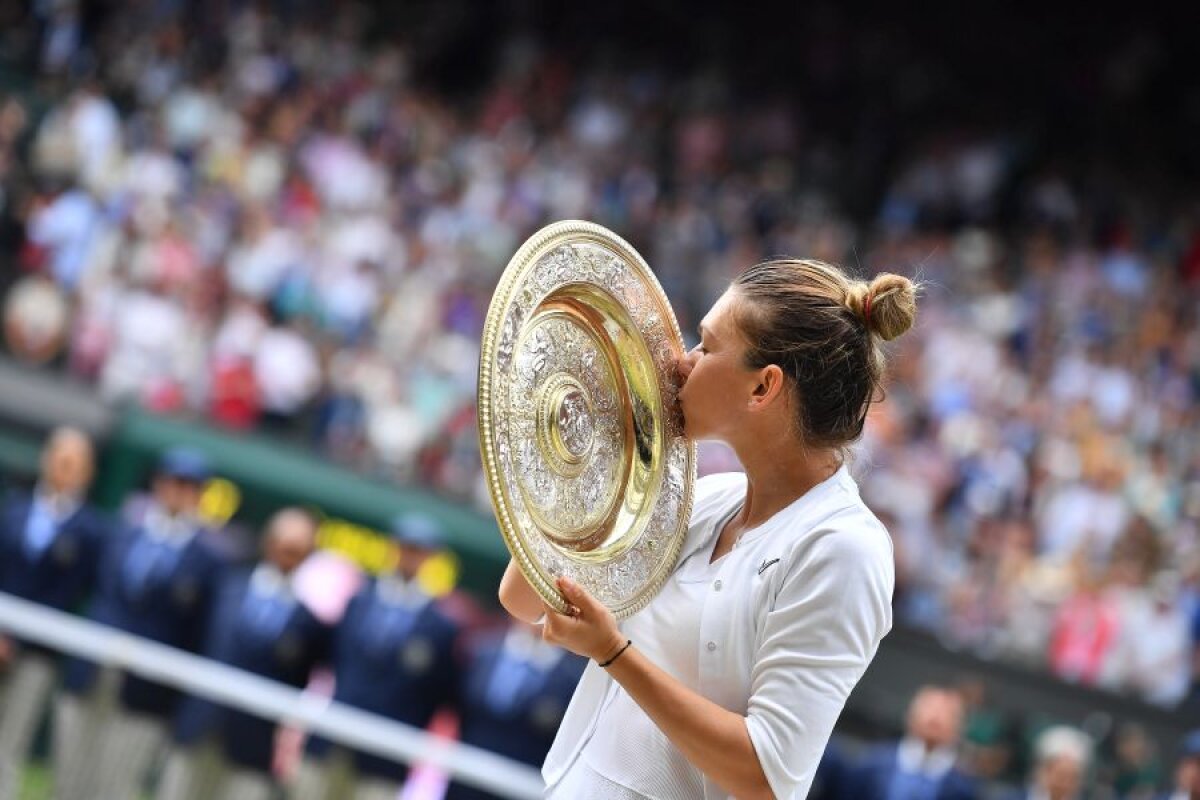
xmin=731 ymin=259 xmax=919 ymax=448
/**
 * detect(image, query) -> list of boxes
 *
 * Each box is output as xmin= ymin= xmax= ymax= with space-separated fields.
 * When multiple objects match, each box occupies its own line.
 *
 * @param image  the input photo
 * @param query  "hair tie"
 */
xmin=599 ymin=639 xmax=633 ymax=668
xmin=862 ymin=291 xmax=874 ymax=328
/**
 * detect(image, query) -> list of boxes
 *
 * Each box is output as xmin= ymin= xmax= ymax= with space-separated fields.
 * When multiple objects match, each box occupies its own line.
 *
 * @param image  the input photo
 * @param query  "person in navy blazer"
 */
xmin=1162 ymin=728 xmax=1200 ymax=800
xmin=160 ymin=507 xmax=330 ymax=800
xmin=0 ymin=427 xmax=107 ymax=619
xmin=997 ymin=725 xmax=1091 ymax=800
xmin=296 ymin=512 xmax=462 ymax=799
xmin=56 ymin=447 xmax=233 ymax=800
xmin=444 ymin=620 xmax=586 ymax=800
xmin=848 ymin=686 xmax=980 ymax=800
xmin=0 ymin=427 xmax=107 ymax=800
xmin=809 ymin=737 xmax=853 ymax=800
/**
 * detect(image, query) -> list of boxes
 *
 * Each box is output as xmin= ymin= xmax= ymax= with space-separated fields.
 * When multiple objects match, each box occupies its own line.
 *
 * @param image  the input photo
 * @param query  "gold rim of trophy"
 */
xmin=478 ymin=220 xmax=697 ymax=619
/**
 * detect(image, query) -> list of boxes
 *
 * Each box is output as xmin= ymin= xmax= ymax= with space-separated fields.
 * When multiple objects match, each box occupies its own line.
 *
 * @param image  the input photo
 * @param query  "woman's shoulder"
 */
xmin=777 ymin=497 xmax=895 ymax=596
xmin=758 ymin=499 xmax=895 ymax=645
xmin=809 ymin=502 xmax=893 ymax=560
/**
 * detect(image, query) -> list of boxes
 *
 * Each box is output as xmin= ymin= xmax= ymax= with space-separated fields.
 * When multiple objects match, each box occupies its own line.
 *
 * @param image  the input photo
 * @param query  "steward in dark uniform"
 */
xmin=0 ymin=428 xmax=107 ymax=800
xmin=445 ymin=622 xmax=586 ymax=800
xmin=296 ymin=513 xmax=462 ymax=800
xmin=56 ymin=447 xmax=231 ymax=800
xmin=161 ymin=507 xmax=330 ymax=800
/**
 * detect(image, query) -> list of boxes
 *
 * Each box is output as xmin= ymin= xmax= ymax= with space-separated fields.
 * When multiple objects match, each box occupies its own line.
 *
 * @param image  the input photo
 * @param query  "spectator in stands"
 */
xmin=1047 ymin=560 xmax=1120 ymax=687
xmin=24 ymin=177 xmax=103 ymax=291
xmin=253 ymin=314 xmax=322 ymax=432
xmin=849 ymin=685 xmax=979 ymax=800
xmin=294 ymin=512 xmax=461 ymax=800
xmin=1108 ymin=724 xmax=1163 ymax=799
xmin=445 ymin=620 xmax=585 ymax=800
xmin=1004 ymin=726 xmax=1091 ymax=800
xmin=957 ymin=676 xmax=1012 ymax=781
xmin=56 ymin=447 xmax=231 ymax=800
xmin=0 ymin=427 xmax=107 ymax=800
xmin=160 ymin=507 xmax=330 ymax=800
xmin=1106 ymin=572 xmax=1193 ymax=707
xmin=1164 ymin=730 xmax=1200 ymax=800
xmin=2 ymin=274 xmax=69 ymax=364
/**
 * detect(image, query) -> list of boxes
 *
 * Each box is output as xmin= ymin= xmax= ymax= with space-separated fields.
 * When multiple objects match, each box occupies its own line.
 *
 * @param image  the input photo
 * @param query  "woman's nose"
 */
xmin=677 ymin=351 xmax=697 ymax=381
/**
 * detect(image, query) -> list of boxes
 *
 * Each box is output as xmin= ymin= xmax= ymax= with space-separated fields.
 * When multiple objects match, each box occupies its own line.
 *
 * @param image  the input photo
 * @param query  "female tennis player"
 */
xmin=500 ymin=258 xmax=917 ymax=799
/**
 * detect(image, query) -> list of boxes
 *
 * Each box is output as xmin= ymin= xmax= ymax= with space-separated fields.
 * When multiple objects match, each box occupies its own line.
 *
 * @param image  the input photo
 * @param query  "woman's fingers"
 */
xmin=540 ymin=603 xmax=562 ymax=643
xmin=555 ymin=576 xmax=597 ymax=615
xmin=538 ymin=580 xmax=582 ymax=648
xmin=542 ymin=578 xmax=621 ymax=661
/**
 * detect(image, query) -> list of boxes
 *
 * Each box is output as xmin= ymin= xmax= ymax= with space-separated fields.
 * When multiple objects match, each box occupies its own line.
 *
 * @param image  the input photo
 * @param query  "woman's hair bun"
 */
xmin=847 ymin=272 xmax=918 ymax=342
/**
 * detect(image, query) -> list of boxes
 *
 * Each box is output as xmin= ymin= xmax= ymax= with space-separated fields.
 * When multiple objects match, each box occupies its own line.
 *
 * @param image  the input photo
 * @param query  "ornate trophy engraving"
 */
xmin=478 ymin=221 xmax=697 ymax=619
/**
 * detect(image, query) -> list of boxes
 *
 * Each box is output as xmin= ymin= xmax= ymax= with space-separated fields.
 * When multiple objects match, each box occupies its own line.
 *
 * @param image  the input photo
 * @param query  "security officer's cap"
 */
xmin=390 ymin=512 xmax=445 ymax=551
xmin=157 ymin=447 xmax=213 ymax=484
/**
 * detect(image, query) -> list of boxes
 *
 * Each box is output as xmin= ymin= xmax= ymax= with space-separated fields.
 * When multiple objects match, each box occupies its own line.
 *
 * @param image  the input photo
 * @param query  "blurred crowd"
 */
xmin=815 ymin=685 xmax=1200 ymax=800
xmin=0 ymin=0 xmax=1197 ymax=740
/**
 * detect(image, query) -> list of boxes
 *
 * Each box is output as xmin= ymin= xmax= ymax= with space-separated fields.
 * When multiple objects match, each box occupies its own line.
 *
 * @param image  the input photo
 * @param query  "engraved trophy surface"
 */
xmin=478 ymin=220 xmax=697 ymax=619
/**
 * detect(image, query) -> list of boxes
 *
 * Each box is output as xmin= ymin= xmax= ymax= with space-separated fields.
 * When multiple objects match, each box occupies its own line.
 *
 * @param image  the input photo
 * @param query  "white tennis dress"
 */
xmin=543 ymin=465 xmax=894 ymax=800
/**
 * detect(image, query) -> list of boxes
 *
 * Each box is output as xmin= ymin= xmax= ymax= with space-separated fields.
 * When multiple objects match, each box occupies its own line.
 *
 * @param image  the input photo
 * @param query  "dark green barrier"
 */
xmin=0 ymin=358 xmax=115 ymax=483
xmin=96 ymin=407 xmax=508 ymax=599
xmin=0 ymin=425 xmax=41 ymax=481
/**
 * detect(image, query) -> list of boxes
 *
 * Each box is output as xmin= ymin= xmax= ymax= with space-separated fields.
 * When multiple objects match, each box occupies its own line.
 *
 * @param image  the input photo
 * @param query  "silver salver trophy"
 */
xmin=477 ymin=220 xmax=697 ymax=619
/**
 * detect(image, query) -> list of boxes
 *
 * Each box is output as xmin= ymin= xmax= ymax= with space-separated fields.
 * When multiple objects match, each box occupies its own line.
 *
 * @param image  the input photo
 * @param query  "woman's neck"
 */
xmin=728 ymin=434 xmax=842 ymax=530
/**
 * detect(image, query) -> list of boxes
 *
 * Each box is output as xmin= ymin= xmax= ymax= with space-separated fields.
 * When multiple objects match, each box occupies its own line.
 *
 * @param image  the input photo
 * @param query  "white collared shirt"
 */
xmin=141 ymin=504 xmax=200 ymax=548
xmin=375 ymin=573 xmax=431 ymax=610
xmin=33 ymin=483 xmax=82 ymax=521
xmin=23 ymin=486 xmax=81 ymax=558
xmin=543 ymin=465 xmax=895 ymax=800
xmin=250 ymin=563 xmax=295 ymax=601
xmin=895 ymin=737 xmax=958 ymax=779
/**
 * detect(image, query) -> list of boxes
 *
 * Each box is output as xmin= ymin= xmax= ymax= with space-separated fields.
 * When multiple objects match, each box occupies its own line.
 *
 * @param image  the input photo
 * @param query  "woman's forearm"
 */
xmin=498 ymin=560 xmax=545 ymax=623
xmin=606 ymin=645 xmax=773 ymax=800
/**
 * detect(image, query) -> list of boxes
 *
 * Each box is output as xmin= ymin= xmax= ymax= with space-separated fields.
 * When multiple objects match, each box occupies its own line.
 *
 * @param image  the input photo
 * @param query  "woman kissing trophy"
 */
xmin=479 ymin=219 xmax=913 ymax=799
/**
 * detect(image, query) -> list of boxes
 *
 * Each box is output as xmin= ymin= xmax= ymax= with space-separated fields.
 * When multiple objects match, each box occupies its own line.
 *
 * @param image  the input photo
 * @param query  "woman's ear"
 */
xmin=749 ymin=364 xmax=786 ymax=409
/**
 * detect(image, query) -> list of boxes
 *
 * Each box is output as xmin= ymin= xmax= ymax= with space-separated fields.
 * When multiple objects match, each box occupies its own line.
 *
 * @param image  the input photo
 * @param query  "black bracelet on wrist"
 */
xmin=598 ymin=639 xmax=632 ymax=668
